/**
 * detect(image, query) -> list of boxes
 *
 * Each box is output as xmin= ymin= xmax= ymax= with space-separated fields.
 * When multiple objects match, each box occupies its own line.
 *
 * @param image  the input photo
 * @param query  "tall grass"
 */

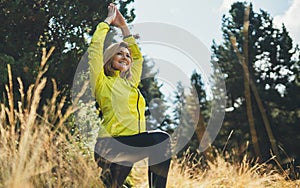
xmin=0 ymin=48 xmax=299 ymax=187
xmin=0 ymin=48 xmax=102 ymax=187
xmin=131 ymin=152 xmax=299 ymax=188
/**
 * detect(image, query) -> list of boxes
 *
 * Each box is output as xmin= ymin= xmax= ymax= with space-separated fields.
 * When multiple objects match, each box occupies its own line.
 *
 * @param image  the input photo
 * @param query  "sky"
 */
xmin=132 ymin=0 xmax=300 ymax=48
xmin=127 ymin=0 xmax=300 ymax=100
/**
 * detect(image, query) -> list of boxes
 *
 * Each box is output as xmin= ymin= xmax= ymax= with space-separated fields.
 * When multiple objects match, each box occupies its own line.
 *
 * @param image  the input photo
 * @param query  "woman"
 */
xmin=88 ymin=4 xmax=171 ymax=188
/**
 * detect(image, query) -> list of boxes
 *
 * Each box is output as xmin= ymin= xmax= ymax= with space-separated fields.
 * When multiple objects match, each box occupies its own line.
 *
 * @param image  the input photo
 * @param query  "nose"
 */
xmin=121 ymin=54 xmax=130 ymax=61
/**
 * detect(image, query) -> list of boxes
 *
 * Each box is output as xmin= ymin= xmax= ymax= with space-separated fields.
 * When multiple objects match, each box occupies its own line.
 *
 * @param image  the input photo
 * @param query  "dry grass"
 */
xmin=131 ymin=153 xmax=299 ymax=188
xmin=0 ymin=48 xmax=299 ymax=187
xmin=0 ymin=49 xmax=103 ymax=188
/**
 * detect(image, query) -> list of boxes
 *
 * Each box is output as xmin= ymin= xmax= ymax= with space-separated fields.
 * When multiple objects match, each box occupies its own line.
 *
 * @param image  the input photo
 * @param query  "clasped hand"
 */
xmin=104 ymin=3 xmax=127 ymax=28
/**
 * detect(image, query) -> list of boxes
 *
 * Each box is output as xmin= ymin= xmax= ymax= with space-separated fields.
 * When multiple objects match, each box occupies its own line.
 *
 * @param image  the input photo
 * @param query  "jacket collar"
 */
xmin=112 ymin=70 xmax=121 ymax=77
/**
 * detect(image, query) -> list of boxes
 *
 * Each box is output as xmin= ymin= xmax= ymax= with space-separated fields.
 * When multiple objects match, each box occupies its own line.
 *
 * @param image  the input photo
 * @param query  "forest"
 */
xmin=0 ymin=0 xmax=299 ymax=187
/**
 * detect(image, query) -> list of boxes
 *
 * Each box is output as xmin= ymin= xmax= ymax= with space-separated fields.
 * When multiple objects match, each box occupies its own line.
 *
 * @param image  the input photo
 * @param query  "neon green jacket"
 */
xmin=88 ymin=22 xmax=146 ymax=137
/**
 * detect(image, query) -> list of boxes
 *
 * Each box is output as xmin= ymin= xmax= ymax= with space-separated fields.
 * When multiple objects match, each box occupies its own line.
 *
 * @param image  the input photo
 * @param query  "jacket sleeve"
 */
xmin=87 ymin=22 xmax=110 ymax=96
xmin=124 ymin=36 xmax=144 ymax=87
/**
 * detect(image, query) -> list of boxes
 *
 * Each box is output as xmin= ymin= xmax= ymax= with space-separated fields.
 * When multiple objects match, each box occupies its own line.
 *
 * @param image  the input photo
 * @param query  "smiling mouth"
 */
xmin=120 ymin=61 xmax=128 ymax=65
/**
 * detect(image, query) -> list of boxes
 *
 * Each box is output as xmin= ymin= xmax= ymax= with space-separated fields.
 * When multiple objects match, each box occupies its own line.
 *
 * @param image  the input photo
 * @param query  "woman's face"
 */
xmin=111 ymin=47 xmax=132 ymax=72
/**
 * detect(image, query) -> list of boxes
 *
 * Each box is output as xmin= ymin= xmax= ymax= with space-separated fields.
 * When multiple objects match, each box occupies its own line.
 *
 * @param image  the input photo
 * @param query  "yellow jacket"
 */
xmin=88 ymin=22 xmax=146 ymax=137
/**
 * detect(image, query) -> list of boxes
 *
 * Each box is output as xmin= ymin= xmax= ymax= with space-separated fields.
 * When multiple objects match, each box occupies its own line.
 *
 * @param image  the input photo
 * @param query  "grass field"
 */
xmin=1 ymin=54 xmax=299 ymax=188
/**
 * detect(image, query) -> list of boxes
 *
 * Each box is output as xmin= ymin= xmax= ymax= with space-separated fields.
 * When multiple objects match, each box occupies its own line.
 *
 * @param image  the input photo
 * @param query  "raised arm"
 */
xmin=88 ymin=4 xmax=116 ymax=95
xmin=113 ymin=7 xmax=144 ymax=87
xmin=124 ymin=36 xmax=143 ymax=87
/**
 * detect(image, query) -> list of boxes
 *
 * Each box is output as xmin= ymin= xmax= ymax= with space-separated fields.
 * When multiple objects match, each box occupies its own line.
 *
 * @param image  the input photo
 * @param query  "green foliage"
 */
xmin=0 ymin=0 xmax=135 ymax=102
xmin=0 ymin=54 xmax=14 ymax=92
xmin=212 ymin=2 xmax=300 ymax=163
xmin=172 ymin=71 xmax=211 ymax=160
xmin=191 ymin=71 xmax=210 ymax=120
xmin=139 ymin=56 xmax=169 ymax=131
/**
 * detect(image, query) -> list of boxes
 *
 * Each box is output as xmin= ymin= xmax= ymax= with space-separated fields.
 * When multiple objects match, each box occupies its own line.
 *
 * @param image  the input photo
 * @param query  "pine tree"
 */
xmin=211 ymin=2 xmax=300 ymax=162
xmin=0 ymin=0 xmax=135 ymax=102
xmin=139 ymin=56 xmax=170 ymax=131
xmin=172 ymin=71 xmax=213 ymax=162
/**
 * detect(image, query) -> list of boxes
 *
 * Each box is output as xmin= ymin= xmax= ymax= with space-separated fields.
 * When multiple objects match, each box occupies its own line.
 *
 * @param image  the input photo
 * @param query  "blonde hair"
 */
xmin=103 ymin=42 xmax=132 ymax=79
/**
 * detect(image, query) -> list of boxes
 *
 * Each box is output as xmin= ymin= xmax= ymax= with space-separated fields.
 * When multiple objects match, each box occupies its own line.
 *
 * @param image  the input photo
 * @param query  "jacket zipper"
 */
xmin=135 ymin=87 xmax=141 ymax=133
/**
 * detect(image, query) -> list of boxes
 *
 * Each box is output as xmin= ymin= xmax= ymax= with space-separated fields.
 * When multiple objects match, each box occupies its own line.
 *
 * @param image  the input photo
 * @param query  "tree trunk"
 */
xmin=195 ymin=111 xmax=214 ymax=162
xmin=249 ymin=79 xmax=282 ymax=163
xmin=229 ymin=5 xmax=262 ymax=160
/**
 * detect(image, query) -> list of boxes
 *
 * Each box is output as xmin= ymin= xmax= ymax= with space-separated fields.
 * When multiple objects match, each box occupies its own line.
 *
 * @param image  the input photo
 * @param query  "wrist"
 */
xmin=120 ymin=25 xmax=129 ymax=31
xmin=119 ymin=24 xmax=128 ymax=29
xmin=121 ymin=26 xmax=131 ymax=38
xmin=104 ymin=18 xmax=112 ymax=25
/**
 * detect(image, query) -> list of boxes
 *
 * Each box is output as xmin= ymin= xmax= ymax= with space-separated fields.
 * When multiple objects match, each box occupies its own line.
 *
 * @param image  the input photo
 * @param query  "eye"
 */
xmin=126 ymin=54 xmax=131 ymax=58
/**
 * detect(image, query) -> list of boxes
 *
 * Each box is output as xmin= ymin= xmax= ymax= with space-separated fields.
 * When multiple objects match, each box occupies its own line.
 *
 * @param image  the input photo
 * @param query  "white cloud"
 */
xmin=274 ymin=0 xmax=300 ymax=46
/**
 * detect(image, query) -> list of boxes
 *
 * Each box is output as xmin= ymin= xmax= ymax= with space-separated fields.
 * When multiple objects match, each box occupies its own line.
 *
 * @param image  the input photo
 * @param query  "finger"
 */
xmin=107 ymin=4 xmax=112 ymax=11
xmin=108 ymin=5 xmax=115 ymax=14
xmin=108 ymin=4 xmax=114 ymax=11
xmin=112 ymin=6 xmax=116 ymax=15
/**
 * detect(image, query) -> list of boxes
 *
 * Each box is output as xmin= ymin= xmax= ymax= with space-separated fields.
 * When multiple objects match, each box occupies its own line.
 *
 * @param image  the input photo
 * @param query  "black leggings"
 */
xmin=94 ymin=131 xmax=171 ymax=188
